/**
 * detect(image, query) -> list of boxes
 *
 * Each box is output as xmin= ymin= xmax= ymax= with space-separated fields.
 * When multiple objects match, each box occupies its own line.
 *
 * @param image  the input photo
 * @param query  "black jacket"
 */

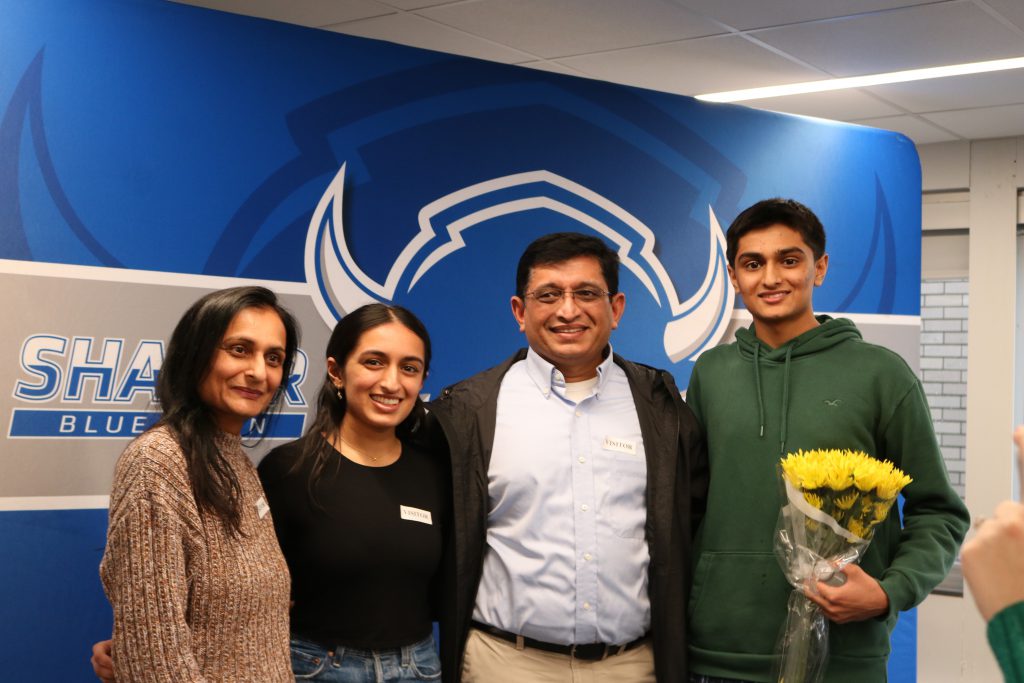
xmin=427 ymin=349 xmax=708 ymax=682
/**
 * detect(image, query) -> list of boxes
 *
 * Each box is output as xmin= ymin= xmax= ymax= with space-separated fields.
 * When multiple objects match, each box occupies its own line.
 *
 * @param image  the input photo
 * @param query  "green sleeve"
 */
xmin=876 ymin=380 xmax=971 ymax=616
xmin=989 ymin=601 xmax=1024 ymax=683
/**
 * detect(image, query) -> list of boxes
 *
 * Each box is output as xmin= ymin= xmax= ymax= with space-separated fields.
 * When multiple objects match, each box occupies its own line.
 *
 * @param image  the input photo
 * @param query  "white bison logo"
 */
xmin=306 ymin=164 xmax=733 ymax=363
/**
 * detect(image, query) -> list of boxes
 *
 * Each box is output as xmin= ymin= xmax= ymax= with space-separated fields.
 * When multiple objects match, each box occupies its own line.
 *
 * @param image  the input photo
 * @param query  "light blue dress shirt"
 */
xmin=471 ymin=347 xmax=650 ymax=646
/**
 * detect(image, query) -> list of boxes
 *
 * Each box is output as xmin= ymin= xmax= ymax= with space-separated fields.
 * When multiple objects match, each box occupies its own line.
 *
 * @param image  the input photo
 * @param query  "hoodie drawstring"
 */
xmin=753 ymin=344 xmax=765 ymax=438
xmin=780 ymin=345 xmax=793 ymax=455
xmin=753 ymin=341 xmax=794 ymax=453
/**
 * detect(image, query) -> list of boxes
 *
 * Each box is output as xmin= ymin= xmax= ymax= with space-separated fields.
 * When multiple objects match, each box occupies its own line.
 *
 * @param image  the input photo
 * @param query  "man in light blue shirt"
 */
xmin=474 ymin=339 xmax=651 ymax=647
xmin=431 ymin=232 xmax=707 ymax=682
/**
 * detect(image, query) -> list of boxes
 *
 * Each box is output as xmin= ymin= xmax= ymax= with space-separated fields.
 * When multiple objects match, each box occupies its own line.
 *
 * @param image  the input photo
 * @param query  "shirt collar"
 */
xmin=525 ymin=345 xmax=616 ymax=398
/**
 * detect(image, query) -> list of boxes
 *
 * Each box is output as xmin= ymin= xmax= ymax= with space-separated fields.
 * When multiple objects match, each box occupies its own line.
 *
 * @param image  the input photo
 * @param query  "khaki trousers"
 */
xmin=460 ymin=627 xmax=656 ymax=683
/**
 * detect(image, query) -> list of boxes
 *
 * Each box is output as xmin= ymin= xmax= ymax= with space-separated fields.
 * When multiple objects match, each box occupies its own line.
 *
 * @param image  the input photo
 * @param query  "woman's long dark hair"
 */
xmin=158 ymin=286 xmax=299 ymax=534
xmin=298 ymin=304 xmax=431 ymax=505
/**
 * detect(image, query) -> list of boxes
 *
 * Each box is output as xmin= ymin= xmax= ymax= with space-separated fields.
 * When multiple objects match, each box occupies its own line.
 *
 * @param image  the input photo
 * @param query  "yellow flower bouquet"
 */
xmin=773 ymin=449 xmax=912 ymax=683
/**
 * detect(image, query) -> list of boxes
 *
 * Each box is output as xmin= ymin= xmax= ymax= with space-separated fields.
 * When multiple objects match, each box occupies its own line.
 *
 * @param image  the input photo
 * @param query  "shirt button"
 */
xmin=584 ymin=553 xmax=592 ymax=561
xmin=575 ymin=410 xmax=582 ymax=417
xmin=583 ymin=602 xmax=591 ymax=610
xmin=580 ymin=504 xmax=589 ymax=512
xmin=578 ymin=456 xmax=586 ymax=464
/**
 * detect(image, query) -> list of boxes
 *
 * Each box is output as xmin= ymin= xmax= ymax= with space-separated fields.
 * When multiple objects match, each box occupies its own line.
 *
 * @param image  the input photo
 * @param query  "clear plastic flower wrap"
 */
xmin=772 ymin=449 xmax=912 ymax=683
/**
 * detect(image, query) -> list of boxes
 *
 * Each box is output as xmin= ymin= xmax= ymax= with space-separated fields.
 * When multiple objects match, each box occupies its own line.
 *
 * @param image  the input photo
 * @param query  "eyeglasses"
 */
xmin=524 ymin=288 xmax=612 ymax=305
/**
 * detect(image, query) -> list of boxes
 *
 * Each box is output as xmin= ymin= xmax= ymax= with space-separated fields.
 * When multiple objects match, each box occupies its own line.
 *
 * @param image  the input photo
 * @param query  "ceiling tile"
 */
xmin=171 ymin=0 xmax=393 ymax=27
xmin=558 ymin=35 xmax=821 ymax=96
xmin=376 ymin=0 xmax=461 ymax=9
xmin=983 ymin=0 xmax=1024 ymax=33
xmin=326 ymin=13 xmax=535 ymax=63
xmin=754 ymin=2 xmax=1024 ymax=77
xmin=851 ymin=114 xmax=961 ymax=145
xmin=742 ymin=89 xmax=902 ymax=121
xmin=922 ymin=103 xmax=1024 ymax=140
xmin=866 ymin=69 xmax=1024 ymax=114
xmin=418 ymin=0 xmax=724 ymax=59
xmin=179 ymin=0 xmax=1024 ymax=145
xmin=673 ymin=0 xmax=933 ymax=32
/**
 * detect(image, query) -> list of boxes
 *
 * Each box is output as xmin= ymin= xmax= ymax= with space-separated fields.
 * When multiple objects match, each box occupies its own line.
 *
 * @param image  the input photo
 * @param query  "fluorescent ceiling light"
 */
xmin=696 ymin=56 xmax=1024 ymax=103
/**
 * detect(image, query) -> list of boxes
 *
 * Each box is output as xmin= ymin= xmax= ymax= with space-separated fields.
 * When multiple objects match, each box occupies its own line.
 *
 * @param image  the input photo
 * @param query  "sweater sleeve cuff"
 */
xmin=988 ymin=601 xmax=1024 ymax=681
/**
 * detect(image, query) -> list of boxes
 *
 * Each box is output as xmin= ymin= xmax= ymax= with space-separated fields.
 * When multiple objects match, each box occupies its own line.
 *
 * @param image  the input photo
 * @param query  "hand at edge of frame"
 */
xmin=963 ymin=498 xmax=1024 ymax=621
xmin=961 ymin=425 xmax=1024 ymax=622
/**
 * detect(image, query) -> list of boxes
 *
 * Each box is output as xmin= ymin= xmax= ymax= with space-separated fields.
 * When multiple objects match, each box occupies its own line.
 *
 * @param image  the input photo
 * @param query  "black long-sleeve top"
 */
xmin=258 ymin=433 xmax=448 ymax=649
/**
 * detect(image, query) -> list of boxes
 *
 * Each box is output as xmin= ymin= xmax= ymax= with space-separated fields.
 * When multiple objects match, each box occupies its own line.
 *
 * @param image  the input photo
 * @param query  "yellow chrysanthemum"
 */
xmin=847 ymin=518 xmax=869 ymax=539
xmin=873 ymin=501 xmax=895 ymax=523
xmin=852 ymin=458 xmax=886 ymax=493
xmin=875 ymin=468 xmax=913 ymax=500
xmin=823 ymin=456 xmax=855 ymax=491
xmin=782 ymin=450 xmax=830 ymax=490
xmin=803 ymin=492 xmax=824 ymax=510
xmin=834 ymin=492 xmax=859 ymax=510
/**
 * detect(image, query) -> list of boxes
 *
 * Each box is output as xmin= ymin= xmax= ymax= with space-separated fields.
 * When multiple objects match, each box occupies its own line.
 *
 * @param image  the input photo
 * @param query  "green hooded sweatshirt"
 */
xmin=686 ymin=316 xmax=970 ymax=683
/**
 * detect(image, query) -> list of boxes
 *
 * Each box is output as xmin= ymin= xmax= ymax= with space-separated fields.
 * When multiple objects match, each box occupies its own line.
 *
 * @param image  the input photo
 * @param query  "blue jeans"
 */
xmin=289 ymin=633 xmax=442 ymax=682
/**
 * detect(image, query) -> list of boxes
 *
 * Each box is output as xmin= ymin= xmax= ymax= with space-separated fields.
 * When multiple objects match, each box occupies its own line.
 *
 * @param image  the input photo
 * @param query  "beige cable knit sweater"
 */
xmin=100 ymin=425 xmax=292 ymax=682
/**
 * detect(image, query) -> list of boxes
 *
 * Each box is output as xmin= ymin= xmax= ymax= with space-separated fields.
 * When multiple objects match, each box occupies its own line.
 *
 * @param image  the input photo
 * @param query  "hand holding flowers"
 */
xmin=805 ymin=563 xmax=888 ymax=624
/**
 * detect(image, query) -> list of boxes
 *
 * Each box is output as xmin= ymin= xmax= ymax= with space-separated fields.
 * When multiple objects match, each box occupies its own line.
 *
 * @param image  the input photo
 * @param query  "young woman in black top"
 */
xmin=257 ymin=303 xmax=448 ymax=682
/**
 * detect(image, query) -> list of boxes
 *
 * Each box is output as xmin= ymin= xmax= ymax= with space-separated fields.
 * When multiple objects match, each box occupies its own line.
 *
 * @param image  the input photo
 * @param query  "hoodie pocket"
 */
xmin=688 ymin=551 xmax=793 ymax=655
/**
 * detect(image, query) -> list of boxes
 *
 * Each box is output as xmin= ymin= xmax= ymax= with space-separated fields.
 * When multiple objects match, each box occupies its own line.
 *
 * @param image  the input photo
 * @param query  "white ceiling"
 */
xmin=173 ymin=0 xmax=1024 ymax=146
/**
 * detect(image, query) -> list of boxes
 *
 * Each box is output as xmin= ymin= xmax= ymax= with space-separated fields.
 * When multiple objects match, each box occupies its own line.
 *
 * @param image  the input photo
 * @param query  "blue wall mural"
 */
xmin=0 ymin=0 xmax=922 ymax=679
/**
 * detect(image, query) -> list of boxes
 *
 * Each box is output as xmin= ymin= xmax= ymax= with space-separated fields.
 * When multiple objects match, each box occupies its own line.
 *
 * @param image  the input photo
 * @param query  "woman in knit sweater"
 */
xmin=99 ymin=286 xmax=300 ymax=682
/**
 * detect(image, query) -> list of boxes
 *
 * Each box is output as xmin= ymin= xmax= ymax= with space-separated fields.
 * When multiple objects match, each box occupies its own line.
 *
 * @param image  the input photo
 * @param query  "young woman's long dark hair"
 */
xmin=298 ymin=304 xmax=431 ymax=505
xmin=158 ymin=286 xmax=299 ymax=534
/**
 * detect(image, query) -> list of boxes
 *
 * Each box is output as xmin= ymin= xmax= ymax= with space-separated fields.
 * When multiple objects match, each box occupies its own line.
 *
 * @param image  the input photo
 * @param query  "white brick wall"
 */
xmin=920 ymin=278 xmax=968 ymax=498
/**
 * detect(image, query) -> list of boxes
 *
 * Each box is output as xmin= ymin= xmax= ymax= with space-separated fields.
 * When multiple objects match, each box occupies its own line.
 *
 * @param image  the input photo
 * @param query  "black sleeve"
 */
xmin=257 ymin=442 xmax=299 ymax=589
xmin=423 ymin=417 xmax=453 ymax=623
xmin=663 ymin=370 xmax=709 ymax=538
xmin=680 ymin=403 xmax=708 ymax=537
xmin=419 ymin=415 xmax=459 ymax=683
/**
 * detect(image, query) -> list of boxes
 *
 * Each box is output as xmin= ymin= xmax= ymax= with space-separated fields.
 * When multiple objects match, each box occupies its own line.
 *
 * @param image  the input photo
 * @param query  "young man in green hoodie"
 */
xmin=686 ymin=198 xmax=970 ymax=683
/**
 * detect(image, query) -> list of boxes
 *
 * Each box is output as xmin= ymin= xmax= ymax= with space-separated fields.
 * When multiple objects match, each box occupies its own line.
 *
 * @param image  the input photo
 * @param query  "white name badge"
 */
xmin=255 ymin=496 xmax=270 ymax=519
xmin=400 ymin=505 xmax=433 ymax=525
xmin=603 ymin=435 xmax=638 ymax=455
